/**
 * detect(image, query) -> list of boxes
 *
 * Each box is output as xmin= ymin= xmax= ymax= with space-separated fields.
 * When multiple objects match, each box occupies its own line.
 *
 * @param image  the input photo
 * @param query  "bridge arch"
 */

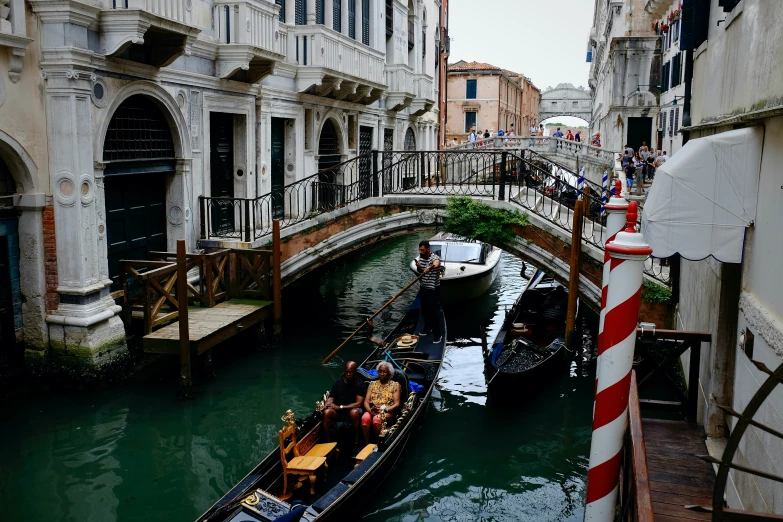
xmin=539 ymin=83 xmax=592 ymax=124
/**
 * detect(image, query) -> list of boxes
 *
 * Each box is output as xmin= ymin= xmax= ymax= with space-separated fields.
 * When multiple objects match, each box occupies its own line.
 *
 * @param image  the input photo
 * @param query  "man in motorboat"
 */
xmin=415 ymin=240 xmax=444 ymax=343
xmin=361 ymin=361 xmax=402 ymax=442
xmin=321 ymin=361 xmax=366 ymax=446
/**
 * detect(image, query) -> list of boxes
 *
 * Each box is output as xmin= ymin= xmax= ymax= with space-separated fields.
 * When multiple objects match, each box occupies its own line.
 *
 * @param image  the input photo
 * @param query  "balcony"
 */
xmin=409 ymin=73 xmax=434 ymax=116
xmin=645 ymin=0 xmax=670 ymax=17
xmin=384 ymin=64 xmax=414 ymax=112
xmin=288 ymin=24 xmax=385 ymax=104
xmin=213 ymin=0 xmax=285 ymax=83
xmin=99 ymin=0 xmax=204 ymax=67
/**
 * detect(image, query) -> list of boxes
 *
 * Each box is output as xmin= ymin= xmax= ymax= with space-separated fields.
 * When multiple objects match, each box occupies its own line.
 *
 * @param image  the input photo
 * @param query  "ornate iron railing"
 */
xmin=381 ymin=150 xmax=499 ymax=197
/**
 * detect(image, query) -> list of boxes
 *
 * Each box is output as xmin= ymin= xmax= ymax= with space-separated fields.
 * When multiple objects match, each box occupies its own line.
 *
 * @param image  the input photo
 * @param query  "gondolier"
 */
xmin=415 ymin=240 xmax=444 ymax=343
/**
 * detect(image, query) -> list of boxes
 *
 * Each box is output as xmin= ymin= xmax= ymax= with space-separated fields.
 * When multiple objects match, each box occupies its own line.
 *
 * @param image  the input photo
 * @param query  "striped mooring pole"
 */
xmin=600 ymin=168 xmax=609 ymax=214
xmin=584 ymin=201 xmax=652 ymax=521
xmin=598 ymin=180 xmax=629 ymax=351
xmin=577 ymin=166 xmax=586 ymax=198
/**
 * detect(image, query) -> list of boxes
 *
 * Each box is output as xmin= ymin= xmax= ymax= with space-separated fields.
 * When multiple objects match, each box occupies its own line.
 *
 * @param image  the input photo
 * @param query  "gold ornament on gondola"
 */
xmin=243 ymin=493 xmax=260 ymax=506
xmin=280 ymin=409 xmax=295 ymax=424
xmin=379 ymin=411 xmax=388 ymax=437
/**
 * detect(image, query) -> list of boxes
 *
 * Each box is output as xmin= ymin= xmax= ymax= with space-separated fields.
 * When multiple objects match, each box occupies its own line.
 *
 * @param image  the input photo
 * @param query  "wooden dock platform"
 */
xmin=143 ymin=300 xmax=273 ymax=355
xmin=643 ymin=418 xmax=715 ymax=521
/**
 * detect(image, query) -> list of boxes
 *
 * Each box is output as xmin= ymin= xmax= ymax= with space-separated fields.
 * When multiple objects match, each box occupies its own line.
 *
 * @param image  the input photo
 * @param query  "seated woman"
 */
xmin=361 ymin=362 xmax=402 ymax=443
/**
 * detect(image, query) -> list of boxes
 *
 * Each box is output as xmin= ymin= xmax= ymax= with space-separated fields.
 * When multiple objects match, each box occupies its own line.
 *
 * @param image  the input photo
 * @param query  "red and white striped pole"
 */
xmin=599 ymin=180 xmax=629 ymax=338
xmin=585 ymin=201 xmax=652 ymax=521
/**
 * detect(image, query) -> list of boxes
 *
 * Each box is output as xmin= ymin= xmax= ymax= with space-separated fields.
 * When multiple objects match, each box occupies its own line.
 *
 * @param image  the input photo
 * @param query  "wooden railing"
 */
xmin=621 ymin=371 xmax=655 ymax=522
xmin=119 ymin=248 xmax=274 ymax=335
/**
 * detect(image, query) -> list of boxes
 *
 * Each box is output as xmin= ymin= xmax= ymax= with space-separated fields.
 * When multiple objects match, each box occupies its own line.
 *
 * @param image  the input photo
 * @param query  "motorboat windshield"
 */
xmin=431 ymin=242 xmax=484 ymax=264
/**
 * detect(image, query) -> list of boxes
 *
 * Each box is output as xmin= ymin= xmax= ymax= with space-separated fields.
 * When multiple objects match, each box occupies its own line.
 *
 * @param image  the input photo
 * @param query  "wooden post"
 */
xmin=687 ymin=340 xmax=701 ymax=422
xmin=565 ymin=198 xmax=585 ymax=354
xmin=177 ymin=240 xmax=192 ymax=398
xmin=272 ymin=219 xmax=282 ymax=336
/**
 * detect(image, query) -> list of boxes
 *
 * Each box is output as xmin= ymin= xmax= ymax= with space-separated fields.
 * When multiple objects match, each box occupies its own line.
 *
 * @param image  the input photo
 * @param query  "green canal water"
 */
xmin=0 ymin=232 xmax=596 ymax=522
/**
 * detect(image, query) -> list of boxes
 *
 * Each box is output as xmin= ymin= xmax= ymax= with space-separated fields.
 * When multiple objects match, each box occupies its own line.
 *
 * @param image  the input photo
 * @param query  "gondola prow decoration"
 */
xmin=321 ymin=272 xmax=426 ymax=364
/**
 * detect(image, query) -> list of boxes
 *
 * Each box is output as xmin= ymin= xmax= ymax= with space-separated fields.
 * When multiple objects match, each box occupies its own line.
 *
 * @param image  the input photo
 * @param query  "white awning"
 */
xmin=641 ymin=127 xmax=763 ymax=263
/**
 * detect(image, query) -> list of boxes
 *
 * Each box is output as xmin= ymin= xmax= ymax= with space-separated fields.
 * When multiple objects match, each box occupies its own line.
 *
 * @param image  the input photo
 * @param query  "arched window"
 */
xmin=404 ymin=128 xmax=416 ymax=151
xmin=103 ymin=95 xmax=174 ymax=162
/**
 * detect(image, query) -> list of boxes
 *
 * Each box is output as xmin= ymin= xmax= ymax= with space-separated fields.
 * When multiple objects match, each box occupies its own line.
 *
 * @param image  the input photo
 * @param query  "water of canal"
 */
xmin=0 ymin=231 xmax=596 ymax=522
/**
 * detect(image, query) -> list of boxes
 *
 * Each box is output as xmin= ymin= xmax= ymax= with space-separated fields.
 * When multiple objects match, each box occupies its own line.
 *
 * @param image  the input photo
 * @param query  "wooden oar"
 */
xmin=321 ymin=271 xmax=426 ymax=364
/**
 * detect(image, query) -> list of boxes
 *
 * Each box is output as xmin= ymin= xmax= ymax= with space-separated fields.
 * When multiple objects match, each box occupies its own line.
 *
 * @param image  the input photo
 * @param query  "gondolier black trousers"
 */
xmin=420 ymin=288 xmax=441 ymax=339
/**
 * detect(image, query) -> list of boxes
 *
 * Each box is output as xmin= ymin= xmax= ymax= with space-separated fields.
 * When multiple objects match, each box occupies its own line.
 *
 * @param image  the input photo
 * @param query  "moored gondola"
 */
xmin=197 ymin=293 xmax=446 ymax=522
xmin=483 ymin=269 xmax=569 ymax=394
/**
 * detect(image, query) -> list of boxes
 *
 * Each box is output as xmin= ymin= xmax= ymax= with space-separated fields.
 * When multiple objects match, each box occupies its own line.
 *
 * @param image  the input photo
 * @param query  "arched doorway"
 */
xmin=103 ymin=95 xmax=174 ymax=287
xmin=0 ymin=157 xmax=18 ymax=357
xmin=404 ymin=127 xmax=416 ymax=151
xmin=317 ymin=119 xmax=342 ymax=209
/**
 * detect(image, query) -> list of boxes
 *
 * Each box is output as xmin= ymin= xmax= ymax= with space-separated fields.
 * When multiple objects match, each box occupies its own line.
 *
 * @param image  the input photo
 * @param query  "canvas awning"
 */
xmin=641 ymin=127 xmax=763 ymax=263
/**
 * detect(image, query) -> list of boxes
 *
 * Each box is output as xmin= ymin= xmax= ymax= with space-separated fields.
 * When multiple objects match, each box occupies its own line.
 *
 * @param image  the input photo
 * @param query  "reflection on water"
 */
xmin=0 ymin=232 xmax=595 ymax=522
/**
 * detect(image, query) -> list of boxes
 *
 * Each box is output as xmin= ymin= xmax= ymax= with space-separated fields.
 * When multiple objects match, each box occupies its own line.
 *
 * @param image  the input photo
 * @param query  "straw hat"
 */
xmin=512 ymin=323 xmax=527 ymax=330
xmin=396 ymin=335 xmax=419 ymax=347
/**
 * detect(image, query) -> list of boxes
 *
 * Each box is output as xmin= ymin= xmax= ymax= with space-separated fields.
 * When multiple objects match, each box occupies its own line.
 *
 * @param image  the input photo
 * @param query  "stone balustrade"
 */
xmin=124 ymin=0 xmax=194 ymax=26
xmin=214 ymin=0 xmax=280 ymax=53
xmin=385 ymin=64 xmax=415 ymax=111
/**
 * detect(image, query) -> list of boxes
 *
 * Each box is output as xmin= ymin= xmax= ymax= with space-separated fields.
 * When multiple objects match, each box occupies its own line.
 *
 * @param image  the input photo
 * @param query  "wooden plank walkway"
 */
xmin=642 ymin=419 xmax=715 ymax=521
xmin=143 ymin=300 xmax=273 ymax=355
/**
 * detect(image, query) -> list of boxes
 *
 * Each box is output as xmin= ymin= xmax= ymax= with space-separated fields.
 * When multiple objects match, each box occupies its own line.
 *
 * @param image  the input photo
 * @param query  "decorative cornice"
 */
xmin=739 ymin=292 xmax=783 ymax=358
xmin=28 ymin=0 xmax=101 ymax=29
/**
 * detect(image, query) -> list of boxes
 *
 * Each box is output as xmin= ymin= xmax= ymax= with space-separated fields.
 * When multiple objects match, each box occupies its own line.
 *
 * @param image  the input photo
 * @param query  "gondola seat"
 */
xmin=278 ymin=421 xmax=328 ymax=499
xmin=353 ymin=444 xmax=377 ymax=468
xmin=304 ymin=441 xmax=338 ymax=460
xmin=344 ymin=451 xmax=382 ymax=484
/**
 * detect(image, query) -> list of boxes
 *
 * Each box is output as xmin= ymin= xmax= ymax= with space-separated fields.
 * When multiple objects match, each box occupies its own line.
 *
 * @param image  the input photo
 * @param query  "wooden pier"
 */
xmin=143 ymin=300 xmax=273 ymax=355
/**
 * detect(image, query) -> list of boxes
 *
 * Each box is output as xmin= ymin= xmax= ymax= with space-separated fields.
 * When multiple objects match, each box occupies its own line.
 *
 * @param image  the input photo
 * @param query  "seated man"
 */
xmin=321 ymin=361 xmax=365 ymax=445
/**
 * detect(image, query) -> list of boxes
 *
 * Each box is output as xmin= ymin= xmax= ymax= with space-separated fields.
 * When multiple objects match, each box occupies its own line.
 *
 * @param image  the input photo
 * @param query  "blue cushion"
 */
xmin=342 ymin=451 xmax=382 ymax=484
xmin=311 ymin=483 xmax=350 ymax=513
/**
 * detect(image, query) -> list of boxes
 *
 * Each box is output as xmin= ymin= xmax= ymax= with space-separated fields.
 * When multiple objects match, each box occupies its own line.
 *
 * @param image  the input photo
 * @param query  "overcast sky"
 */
xmin=448 ymin=0 xmax=594 ymax=92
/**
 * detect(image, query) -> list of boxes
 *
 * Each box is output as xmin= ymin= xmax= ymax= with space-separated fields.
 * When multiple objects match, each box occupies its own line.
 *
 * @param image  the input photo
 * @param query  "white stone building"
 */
xmin=0 ymin=0 xmax=440 ymax=370
xmin=644 ymin=0 xmax=783 ymax=516
xmin=646 ymin=0 xmax=685 ymax=156
xmin=587 ymin=0 xmax=661 ymax=153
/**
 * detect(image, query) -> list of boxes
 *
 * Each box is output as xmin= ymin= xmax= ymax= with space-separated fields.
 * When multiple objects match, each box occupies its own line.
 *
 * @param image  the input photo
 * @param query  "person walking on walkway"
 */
xmin=414 ymin=240 xmax=444 ymax=343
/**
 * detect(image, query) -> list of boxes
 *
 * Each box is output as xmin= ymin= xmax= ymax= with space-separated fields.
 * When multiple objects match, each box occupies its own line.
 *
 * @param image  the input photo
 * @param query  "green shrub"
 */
xmin=641 ymin=280 xmax=672 ymax=304
xmin=443 ymin=196 xmax=529 ymax=245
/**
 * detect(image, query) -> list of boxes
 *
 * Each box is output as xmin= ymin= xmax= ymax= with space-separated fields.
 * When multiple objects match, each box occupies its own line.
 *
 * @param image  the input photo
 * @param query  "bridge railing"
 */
xmin=198 ymin=149 xmax=670 ymax=286
xmin=448 ymin=136 xmax=619 ymax=166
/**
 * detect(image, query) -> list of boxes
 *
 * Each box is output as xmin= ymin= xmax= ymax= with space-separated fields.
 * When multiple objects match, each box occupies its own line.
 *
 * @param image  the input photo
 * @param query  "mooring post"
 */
xmin=498 ymin=151 xmax=507 ymax=201
xmin=176 ymin=239 xmax=192 ymax=398
xmin=272 ymin=219 xmax=282 ymax=337
xmin=585 ymin=202 xmax=652 ymax=521
xmin=565 ymin=197 xmax=584 ymax=352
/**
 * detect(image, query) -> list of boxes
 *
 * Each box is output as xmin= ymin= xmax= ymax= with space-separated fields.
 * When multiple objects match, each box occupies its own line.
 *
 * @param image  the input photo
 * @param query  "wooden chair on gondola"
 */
xmin=277 ymin=421 xmax=335 ymax=499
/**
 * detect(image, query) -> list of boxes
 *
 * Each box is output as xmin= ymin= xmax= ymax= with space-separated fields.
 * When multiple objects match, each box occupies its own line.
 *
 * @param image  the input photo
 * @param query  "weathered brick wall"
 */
xmin=42 ymin=202 xmax=58 ymax=313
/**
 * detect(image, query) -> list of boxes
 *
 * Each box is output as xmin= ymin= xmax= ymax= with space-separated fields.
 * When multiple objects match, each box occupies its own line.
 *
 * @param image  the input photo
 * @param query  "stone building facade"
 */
xmin=444 ymin=60 xmax=540 ymax=144
xmin=0 ymin=0 xmax=441 ymax=371
xmin=587 ymin=0 xmax=661 ymax=152
xmin=646 ymin=0 xmax=685 ymax=156
xmin=668 ymin=0 xmax=783 ymax=515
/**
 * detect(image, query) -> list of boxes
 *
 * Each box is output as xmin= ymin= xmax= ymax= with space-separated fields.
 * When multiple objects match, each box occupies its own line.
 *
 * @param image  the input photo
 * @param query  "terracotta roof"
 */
xmin=449 ymin=61 xmax=502 ymax=72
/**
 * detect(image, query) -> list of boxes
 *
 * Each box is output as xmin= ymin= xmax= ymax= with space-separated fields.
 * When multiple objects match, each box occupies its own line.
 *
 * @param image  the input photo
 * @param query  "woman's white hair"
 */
xmin=377 ymin=361 xmax=394 ymax=374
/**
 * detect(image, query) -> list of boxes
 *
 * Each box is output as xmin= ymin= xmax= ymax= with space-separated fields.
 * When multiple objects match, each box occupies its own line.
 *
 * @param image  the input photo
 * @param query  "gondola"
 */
xmin=483 ymin=269 xmax=568 ymax=394
xmin=197 ymin=293 xmax=446 ymax=522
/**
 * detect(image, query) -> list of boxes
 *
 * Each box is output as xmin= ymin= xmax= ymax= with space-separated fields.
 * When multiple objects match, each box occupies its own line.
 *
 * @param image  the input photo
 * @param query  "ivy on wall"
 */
xmin=443 ymin=196 xmax=529 ymax=245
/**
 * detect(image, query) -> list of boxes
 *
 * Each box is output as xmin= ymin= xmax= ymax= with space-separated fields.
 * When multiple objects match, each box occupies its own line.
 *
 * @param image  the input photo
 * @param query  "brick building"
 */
xmin=445 ymin=61 xmax=540 ymax=144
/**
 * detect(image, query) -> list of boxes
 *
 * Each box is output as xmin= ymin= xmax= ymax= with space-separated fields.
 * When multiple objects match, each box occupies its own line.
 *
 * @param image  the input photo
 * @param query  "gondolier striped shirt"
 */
xmin=418 ymin=253 xmax=444 ymax=290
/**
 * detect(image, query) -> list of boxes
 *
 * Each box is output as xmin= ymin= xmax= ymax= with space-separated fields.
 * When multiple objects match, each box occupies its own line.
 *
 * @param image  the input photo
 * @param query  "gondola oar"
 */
xmin=322 ymin=271 xmax=426 ymax=364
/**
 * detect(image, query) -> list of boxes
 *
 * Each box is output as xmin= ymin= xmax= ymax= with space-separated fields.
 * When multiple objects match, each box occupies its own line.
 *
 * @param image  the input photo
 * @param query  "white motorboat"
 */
xmin=410 ymin=232 xmax=502 ymax=303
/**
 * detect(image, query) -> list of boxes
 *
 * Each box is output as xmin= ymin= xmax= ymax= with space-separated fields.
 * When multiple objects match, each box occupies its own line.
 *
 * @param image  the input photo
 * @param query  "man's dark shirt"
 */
xmin=330 ymin=376 xmax=366 ymax=406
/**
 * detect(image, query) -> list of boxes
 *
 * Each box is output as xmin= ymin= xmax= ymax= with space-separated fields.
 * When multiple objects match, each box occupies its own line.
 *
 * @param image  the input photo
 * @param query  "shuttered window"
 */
xmin=674 ymin=107 xmax=680 ymax=134
xmin=669 ymin=110 xmax=674 ymax=137
xmin=348 ymin=0 xmax=356 ymax=39
xmin=316 ymin=0 xmax=324 ymax=24
xmin=661 ymin=111 xmax=667 ymax=133
xmin=362 ymin=0 xmax=370 ymax=45
xmin=333 ymin=0 xmax=342 ymax=32
xmin=466 ymin=79 xmax=477 ymax=99
xmin=295 ymin=0 xmax=306 ymax=25
xmin=276 ymin=0 xmax=285 ymax=22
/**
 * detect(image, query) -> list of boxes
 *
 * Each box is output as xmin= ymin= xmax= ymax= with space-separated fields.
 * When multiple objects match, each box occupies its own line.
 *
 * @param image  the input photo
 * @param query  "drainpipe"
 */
xmin=681 ymin=49 xmax=693 ymax=146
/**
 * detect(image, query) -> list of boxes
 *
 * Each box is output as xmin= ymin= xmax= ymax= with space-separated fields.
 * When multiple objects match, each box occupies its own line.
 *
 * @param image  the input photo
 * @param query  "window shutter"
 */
xmin=661 ymin=112 xmax=667 ymax=134
xmin=669 ymin=110 xmax=674 ymax=137
xmin=295 ymin=0 xmax=306 ymax=25
xmin=276 ymin=0 xmax=285 ymax=23
xmin=674 ymin=108 xmax=680 ymax=134
xmin=466 ymin=79 xmax=477 ymax=99
xmin=348 ymin=0 xmax=355 ymax=38
xmin=681 ymin=0 xmax=711 ymax=51
xmin=333 ymin=0 xmax=341 ymax=32
xmin=316 ymin=0 xmax=323 ymax=25
xmin=362 ymin=0 xmax=370 ymax=45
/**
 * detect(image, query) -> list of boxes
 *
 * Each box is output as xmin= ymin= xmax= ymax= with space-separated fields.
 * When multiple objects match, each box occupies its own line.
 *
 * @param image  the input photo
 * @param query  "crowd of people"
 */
xmin=620 ymin=141 xmax=669 ymax=194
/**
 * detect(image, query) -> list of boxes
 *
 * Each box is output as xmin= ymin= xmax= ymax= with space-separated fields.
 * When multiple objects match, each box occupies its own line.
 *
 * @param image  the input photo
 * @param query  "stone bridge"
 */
xmin=539 ymin=83 xmax=593 ymax=123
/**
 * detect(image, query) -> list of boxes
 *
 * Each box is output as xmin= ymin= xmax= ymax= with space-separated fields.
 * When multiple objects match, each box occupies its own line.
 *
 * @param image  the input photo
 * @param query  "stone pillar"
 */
xmin=166 ymin=159 xmax=190 ymax=251
xmin=285 ymin=0 xmax=295 ymax=24
xmin=16 ymin=194 xmax=48 ymax=358
xmin=42 ymin=69 xmax=126 ymax=370
xmin=355 ymin=0 xmax=362 ymax=41
xmin=325 ymin=0 xmax=333 ymax=28
xmin=341 ymin=0 xmax=349 ymax=36
xmin=307 ymin=0 xmax=316 ymax=24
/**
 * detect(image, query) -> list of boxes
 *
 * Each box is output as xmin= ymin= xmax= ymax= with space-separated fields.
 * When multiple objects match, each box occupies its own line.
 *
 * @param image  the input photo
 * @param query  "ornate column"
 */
xmin=42 ymin=68 xmax=126 ymax=369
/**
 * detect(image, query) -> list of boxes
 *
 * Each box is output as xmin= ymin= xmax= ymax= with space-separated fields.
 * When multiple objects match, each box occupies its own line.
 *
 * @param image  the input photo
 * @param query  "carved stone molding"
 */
xmin=215 ymin=44 xmax=282 ymax=84
xmin=0 ymin=33 xmax=32 ymax=83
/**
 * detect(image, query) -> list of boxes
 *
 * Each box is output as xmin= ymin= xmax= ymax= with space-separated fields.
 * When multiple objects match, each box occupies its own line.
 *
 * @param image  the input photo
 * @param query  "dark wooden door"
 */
xmin=210 ymin=113 xmax=235 ymax=235
xmin=627 ymin=117 xmax=652 ymax=153
xmin=0 ymin=238 xmax=14 ymax=356
xmin=317 ymin=120 xmax=341 ymax=209
xmin=271 ymin=118 xmax=285 ymax=219
xmin=106 ymin=173 xmax=167 ymax=288
xmin=359 ymin=126 xmax=373 ymax=198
